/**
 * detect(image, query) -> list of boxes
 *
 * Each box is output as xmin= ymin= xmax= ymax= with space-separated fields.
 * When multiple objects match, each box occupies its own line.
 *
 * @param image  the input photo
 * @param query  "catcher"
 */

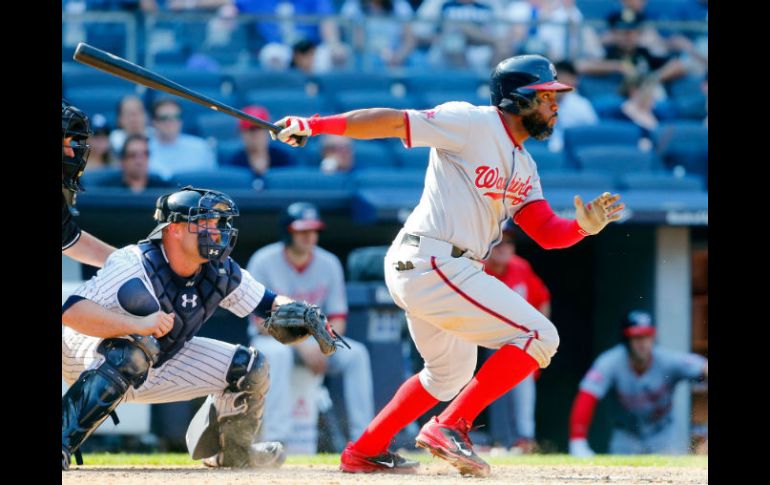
xmin=61 ymin=186 xmax=343 ymax=470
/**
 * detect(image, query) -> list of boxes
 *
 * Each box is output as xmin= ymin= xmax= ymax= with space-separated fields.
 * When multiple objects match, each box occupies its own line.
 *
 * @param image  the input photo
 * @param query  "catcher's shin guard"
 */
xmin=186 ymin=346 xmax=270 ymax=467
xmin=62 ymin=335 xmax=159 ymax=460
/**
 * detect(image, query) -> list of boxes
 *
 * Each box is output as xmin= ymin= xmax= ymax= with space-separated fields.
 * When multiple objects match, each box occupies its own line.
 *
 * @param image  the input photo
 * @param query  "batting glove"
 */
xmin=569 ymin=438 xmax=596 ymax=457
xmin=271 ymin=116 xmax=314 ymax=147
xmin=574 ymin=192 xmax=624 ymax=235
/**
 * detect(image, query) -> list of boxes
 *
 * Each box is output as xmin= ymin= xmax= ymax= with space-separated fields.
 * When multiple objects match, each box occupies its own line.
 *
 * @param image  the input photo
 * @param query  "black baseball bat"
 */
xmin=73 ymin=42 xmax=281 ymax=133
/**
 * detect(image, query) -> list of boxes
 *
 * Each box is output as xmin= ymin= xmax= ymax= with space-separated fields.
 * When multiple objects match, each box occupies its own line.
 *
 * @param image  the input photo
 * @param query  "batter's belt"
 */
xmin=401 ymin=232 xmax=469 ymax=259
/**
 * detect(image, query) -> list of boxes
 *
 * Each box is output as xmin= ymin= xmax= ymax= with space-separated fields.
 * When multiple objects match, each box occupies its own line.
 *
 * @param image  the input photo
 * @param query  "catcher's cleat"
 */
xmin=415 ymin=416 xmax=491 ymax=477
xmin=340 ymin=442 xmax=420 ymax=474
xmin=62 ymin=447 xmax=71 ymax=471
xmin=202 ymin=441 xmax=286 ymax=469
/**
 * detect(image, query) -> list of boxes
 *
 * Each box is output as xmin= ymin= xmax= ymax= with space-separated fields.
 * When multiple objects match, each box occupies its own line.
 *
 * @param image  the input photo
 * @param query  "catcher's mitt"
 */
xmin=263 ymin=301 xmax=350 ymax=355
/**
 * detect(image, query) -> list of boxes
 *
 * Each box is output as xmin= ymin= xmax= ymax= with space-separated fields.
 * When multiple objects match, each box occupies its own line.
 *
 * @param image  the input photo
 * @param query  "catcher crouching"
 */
xmin=61 ymin=186 xmax=344 ymax=470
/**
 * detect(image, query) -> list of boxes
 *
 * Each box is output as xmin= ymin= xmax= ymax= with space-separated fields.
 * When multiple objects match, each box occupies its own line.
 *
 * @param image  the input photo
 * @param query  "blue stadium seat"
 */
xmin=352 ymin=169 xmax=425 ymax=189
xmin=228 ymin=68 xmax=310 ymax=94
xmin=618 ymin=172 xmax=705 ymax=192
xmin=573 ymin=145 xmax=656 ymax=177
xmin=394 ymin=147 xmax=431 ymax=170
xmin=214 ymin=139 xmax=244 ymax=165
xmin=421 ymin=91 xmax=487 ymax=109
xmin=563 ymin=121 xmax=642 ymax=165
xmin=400 ymin=71 xmax=486 ymax=96
xmin=673 ymin=94 xmax=707 ymax=120
xmin=652 ymin=121 xmax=708 ymax=176
xmin=334 ymin=92 xmax=416 ymax=112
xmin=197 ymin=114 xmax=241 ymax=142
xmin=526 ymin=143 xmax=566 ymax=172
xmin=353 ymin=142 xmax=396 ymax=169
xmin=575 ymin=0 xmax=619 ymax=20
xmin=590 ymin=94 xmax=624 ymax=119
xmin=62 ymin=65 xmax=140 ymax=91
xmin=315 ymin=72 xmax=394 ymax=94
xmin=171 ymin=167 xmax=256 ymax=190
xmin=578 ymin=74 xmax=624 ymax=100
xmin=79 ymin=168 xmax=124 ymax=189
xmin=262 ymin=167 xmax=352 ymax=190
xmin=667 ymin=74 xmax=706 ymax=100
xmin=65 ymin=88 xmax=138 ymax=124
xmin=153 ymin=68 xmax=226 ymax=92
xmin=244 ymin=90 xmax=332 ymax=119
xmin=539 ymin=170 xmax=615 ymax=191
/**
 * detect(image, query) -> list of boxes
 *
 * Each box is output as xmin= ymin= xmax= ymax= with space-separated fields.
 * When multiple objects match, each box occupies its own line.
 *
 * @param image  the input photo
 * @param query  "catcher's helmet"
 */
xmin=280 ymin=202 xmax=325 ymax=244
xmin=62 ymin=99 xmax=93 ymax=193
xmin=621 ymin=310 xmax=656 ymax=340
xmin=490 ymin=55 xmax=573 ymax=115
xmin=147 ymin=186 xmax=239 ymax=264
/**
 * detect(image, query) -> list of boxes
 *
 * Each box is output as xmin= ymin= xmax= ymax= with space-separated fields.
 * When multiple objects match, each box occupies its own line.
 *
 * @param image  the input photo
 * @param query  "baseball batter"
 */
xmin=61 ymin=186 xmax=337 ymax=471
xmin=272 ymin=54 xmax=624 ymax=476
xmin=569 ymin=310 xmax=708 ymax=456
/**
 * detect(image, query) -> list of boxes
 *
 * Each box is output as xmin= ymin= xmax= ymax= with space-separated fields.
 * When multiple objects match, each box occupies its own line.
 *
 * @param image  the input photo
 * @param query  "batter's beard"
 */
xmin=521 ymin=111 xmax=555 ymax=140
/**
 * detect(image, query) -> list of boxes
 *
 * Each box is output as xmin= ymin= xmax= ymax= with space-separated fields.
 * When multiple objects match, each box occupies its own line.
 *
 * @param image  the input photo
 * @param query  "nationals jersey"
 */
xmin=579 ymin=344 xmax=707 ymax=438
xmin=246 ymin=242 xmax=348 ymax=319
xmin=402 ymin=102 xmax=545 ymax=260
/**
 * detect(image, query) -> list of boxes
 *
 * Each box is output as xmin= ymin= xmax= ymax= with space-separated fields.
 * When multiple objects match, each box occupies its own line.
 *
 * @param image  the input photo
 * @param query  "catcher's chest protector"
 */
xmin=138 ymin=240 xmax=242 ymax=366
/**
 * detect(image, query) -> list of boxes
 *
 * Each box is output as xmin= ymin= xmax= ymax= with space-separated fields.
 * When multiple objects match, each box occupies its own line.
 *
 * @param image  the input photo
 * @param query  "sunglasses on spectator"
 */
xmin=155 ymin=113 xmax=181 ymax=121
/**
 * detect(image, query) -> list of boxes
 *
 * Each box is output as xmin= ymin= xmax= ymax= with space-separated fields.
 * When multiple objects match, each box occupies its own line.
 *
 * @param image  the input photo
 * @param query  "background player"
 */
xmin=61 ymin=186 xmax=336 ymax=470
xmin=270 ymin=54 xmax=624 ymax=476
xmin=482 ymin=219 xmax=551 ymax=454
xmin=247 ymin=202 xmax=374 ymax=448
xmin=62 ymin=99 xmax=117 ymax=267
xmin=569 ymin=310 xmax=708 ymax=456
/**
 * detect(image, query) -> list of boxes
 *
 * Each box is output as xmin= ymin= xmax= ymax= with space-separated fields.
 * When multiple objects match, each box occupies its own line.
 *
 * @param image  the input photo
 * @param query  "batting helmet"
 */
xmin=62 ymin=99 xmax=93 ymax=193
xmin=621 ymin=310 xmax=656 ymax=340
xmin=147 ymin=186 xmax=239 ymax=264
xmin=280 ymin=202 xmax=325 ymax=244
xmin=490 ymin=55 xmax=573 ymax=115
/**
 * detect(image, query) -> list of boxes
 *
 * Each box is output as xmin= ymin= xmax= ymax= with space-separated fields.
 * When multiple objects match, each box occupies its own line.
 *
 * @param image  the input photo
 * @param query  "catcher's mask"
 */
xmin=490 ymin=55 xmax=573 ymax=115
xmin=148 ymin=186 xmax=239 ymax=264
xmin=62 ymin=99 xmax=93 ymax=193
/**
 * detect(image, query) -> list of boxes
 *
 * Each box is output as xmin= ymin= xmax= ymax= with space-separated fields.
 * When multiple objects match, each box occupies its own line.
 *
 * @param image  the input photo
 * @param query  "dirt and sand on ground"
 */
xmin=63 ymin=463 xmax=708 ymax=485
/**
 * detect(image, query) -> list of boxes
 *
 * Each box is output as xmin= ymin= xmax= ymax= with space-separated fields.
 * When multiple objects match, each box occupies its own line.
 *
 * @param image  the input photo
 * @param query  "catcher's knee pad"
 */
xmin=522 ymin=322 xmax=560 ymax=369
xmin=187 ymin=346 xmax=270 ymax=467
xmin=419 ymin=356 xmax=477 ymax=401
xmin=62 ymin=336 xmax=159 ymax=456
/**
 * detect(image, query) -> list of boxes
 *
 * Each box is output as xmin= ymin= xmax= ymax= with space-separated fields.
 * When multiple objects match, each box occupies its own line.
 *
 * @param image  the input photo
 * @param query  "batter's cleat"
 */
xmin=202 ymin=441 xmax=286 ymax=469
xmin=415 ymin=416 xmax=491 ymax=477
xmin=62 ymin=447 xmax=70 ymax=471
xmin=340 ymin=442 xmax=420 ymax=473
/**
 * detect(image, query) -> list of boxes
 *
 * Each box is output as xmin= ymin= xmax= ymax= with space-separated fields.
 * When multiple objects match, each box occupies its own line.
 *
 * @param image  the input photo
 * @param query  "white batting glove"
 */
xmin=569 ymin=438 xmax=596 ymax=457
xmin=270 ymin=116 xmax=313 ymax=147
xmin=574 ymin=192 xmax=624 ymax=235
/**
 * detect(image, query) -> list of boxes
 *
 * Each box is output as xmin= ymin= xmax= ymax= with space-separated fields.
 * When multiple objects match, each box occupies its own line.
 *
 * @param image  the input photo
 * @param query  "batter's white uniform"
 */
xmin=62 ymin=244 xmax=272 ymax=410
xmin=386 ymin=101 xmax=559 ymax=401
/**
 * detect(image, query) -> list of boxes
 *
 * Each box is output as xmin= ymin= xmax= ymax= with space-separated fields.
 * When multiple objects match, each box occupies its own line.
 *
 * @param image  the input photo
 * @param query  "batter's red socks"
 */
xmin=439 ymin=344 xmax=539 ymax=425
xmin=352 ymin=374 xmax=438 ymax=456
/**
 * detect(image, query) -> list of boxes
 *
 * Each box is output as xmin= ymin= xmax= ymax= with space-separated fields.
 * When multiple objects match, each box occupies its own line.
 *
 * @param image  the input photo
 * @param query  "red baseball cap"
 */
xmin=239 ymin=105 xmax=271 ymax=131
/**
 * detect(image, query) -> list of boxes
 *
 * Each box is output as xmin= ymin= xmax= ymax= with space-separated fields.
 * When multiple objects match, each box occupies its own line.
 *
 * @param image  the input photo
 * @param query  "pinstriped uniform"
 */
xmin=62 ymin=244 xmax=270 ymax=405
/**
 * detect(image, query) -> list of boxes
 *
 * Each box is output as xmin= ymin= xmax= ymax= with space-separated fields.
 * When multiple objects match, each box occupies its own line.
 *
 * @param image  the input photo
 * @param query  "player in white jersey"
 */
xmin=61 ymin=187 xmax=332 ymax=471
xmin=246 ymin=202 xmax=374 ymax=447
xmin=569 ymin=310 xmax=708 ymax=456
xmin=271 ymin=54 xmax=624 ymax=476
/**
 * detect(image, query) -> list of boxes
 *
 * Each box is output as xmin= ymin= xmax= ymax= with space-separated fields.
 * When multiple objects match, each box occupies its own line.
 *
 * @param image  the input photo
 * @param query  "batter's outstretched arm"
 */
xmin=270 ymin=109 xmax=406 ymax=147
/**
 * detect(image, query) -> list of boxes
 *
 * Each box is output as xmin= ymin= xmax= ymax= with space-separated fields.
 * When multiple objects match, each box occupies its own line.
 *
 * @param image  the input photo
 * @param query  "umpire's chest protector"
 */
xmin=138 ymin=240 xmax=242 ymax=366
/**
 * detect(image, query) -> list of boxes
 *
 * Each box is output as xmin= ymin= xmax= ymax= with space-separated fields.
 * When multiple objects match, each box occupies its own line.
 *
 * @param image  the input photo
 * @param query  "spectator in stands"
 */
xmin=617 ymin=74 xmax=658 ymax=150
xmin=235 ymin=0 xmax=350 ymax=71
xmin=576 ymin=10 xmax=687 ymax=85
xmin=98 ymin=134 xmax=175 ymax=192
xmin=85 ymin=113 xmax=118 ymax=170
xmin=225 ymin=105 xmax=295 ymax=180
xmin=548 ymin=61 xmax=599 ymax=152
xmin=433 ymin=0 xmax=508 ymax=70
xmin=341 ymin=0 xmax=418 ymax=68
xmin=247 ymin=202 xmax=374 ymax=450
xmin=290 ymin=39 xmax=320 ymax=74
xmin=319 ymin=135 xmax=355 ymax=174
xmin=259 ymin=42 xmax=293 ymax=71
xmin=148 ymin=98 xmax=217 ymax=179
xmin=109 ymin=95 xmax=151 ymax=155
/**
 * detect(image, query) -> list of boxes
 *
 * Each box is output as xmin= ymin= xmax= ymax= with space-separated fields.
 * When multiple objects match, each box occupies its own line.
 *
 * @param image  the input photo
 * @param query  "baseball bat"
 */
xmin=73 ymin=42 xmax=281 ymax=133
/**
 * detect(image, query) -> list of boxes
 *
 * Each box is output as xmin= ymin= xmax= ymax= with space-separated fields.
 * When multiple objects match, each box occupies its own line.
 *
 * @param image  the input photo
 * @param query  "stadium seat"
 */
xmin=667 ymin=74 xmax=706 ymax=100
xmin=153 ymin=68 xmax=226 ymax=92
xmin=315 ymin=71 xmax=394 ymax=94
xmin=575 ymin=0 xmax=619 ymax=20
xmin=352 ymin=142 xmax=396 ymax=169
xmin=618 ymin=172 xmax=705 ymax=192
xmin=171 ymin=166 xmax=256 ymax=190
xmin=262 ymin=167 xmax=352 ymax=190
xmin=394 ymin=147 xmax=431 ymax=170
xmin=62 ymin=65 xmax=139 ymax=91
xmin=197 ymin=113 xmax=241 ymax=141
xmin=65 ymin=88 xmax=138 ymax=125
xmin=79 ymin=168 xmax=124 ymax=189
xmin=573 ymin=145 xmax=656 ymax=177
xmin=228 ymin=68 xmax=310 ymax=94
xmin=352 ymin=169 xmax=425 ymax=189
xmin=652 ymin=121 xmax=708 ymax=178
xmin=673 ymin=94 xmax=707 ymax=120
xmin=526 ymin=143 xmax=566 ymax=172
xmin=244 ymin=89 xmax=331 ymax=119
xmin=214 ymin=139 xmax=244 ymax=166
xmin=347 ymin=247 xmax=389 ymax=282
xmin=421 ymin=91 xmax=488 ymax=109
xmin=590 ymin=94 xmax=624 ymax=119
xmin=578 ymin=74 xmax=624 ymax=100
xmin=539 ymin=170 xmax=615 ymax=191
xmin=334 ymin=91 xmax=416 ymax=113
xmin=400 ymin=71 xmax=486 ymax=96
xmin=563 ymin=121 xmax=642 ymax=165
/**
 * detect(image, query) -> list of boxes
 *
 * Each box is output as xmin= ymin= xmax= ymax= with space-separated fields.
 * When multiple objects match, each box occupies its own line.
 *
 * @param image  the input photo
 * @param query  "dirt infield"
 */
xmin=63 ymin=463 xmax=707 ymax=484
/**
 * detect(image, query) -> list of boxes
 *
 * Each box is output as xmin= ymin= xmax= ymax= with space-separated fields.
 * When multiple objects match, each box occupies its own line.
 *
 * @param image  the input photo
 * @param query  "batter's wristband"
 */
xmin=308 ymin=115 xmax=347 ymax=136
